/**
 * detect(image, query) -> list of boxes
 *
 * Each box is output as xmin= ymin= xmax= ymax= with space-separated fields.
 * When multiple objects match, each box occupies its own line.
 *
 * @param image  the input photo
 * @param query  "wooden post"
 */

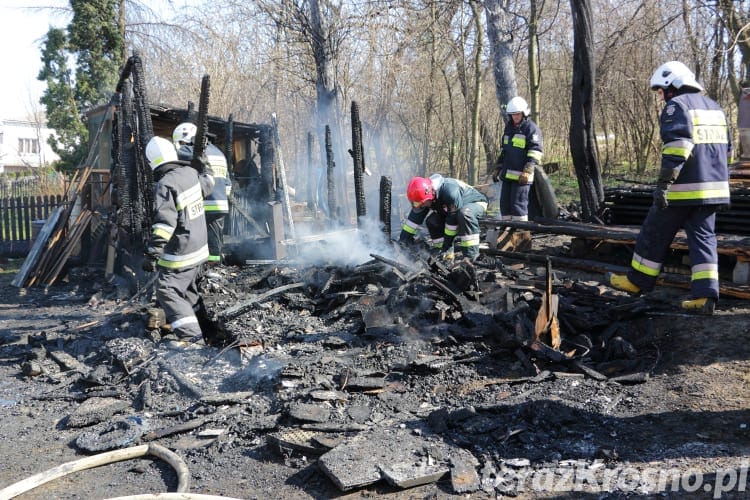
xmin=267 ymin=201 xmax=287 ymax=260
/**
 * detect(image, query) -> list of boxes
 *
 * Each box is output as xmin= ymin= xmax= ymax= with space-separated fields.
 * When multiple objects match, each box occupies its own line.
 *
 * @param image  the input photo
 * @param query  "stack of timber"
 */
xmin=480 ymin=216 xmax=750 ymax=260
xmin=479 ymin=217 xmax=750 ymax=300
xmin=605 ymin=182 xmax=750 ymax=236
xmin=12 ymin=166 xmax=95 ymax=289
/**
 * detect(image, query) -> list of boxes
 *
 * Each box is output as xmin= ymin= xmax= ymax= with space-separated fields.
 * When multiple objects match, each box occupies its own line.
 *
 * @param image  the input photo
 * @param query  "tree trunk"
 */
xmin=569 ymin=0 xmax=604 ymax=221
xmin=718 ymin=0 xmax=750 ymax=101
xmin=309 ymin=0 xmax=348 ymax=221
xmin=485 ymin=0 xmax=517 ymax=110
xmin=528 ymin=0 xmax=541 ymax=123
xmin=467 ymin=0 xmax=483 ymax=186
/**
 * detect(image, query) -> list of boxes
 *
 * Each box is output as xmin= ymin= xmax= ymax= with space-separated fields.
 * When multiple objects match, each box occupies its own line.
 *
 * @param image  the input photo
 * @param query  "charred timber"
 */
xmin=325 ymin=125 xmax=336 ymax=223
xmin=380 ymin=176 xmax=392 ymax=238
xmin=480 ymin=217 xmax=750 ymax=259
xmin=604 ymin=187 xmax=750 ymax=235
xmin=486 ymin=247 xmax=750 ymax=300
xmin=350 ymin=101 xmax=366 ymax=222
xmin=191 ymin=75 xmax=211 ymax=172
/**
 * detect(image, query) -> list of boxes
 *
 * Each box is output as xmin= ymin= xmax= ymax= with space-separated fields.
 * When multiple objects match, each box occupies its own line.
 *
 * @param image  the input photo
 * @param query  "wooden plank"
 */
xmin=0 ymin=197 xmax=7 ymax=243
xmin=22 ymin=196 xmax=31 ymax=242
xmin=486 ymin=248 xmax=750 ymax=300
xmin=27 ymin=168 xmax=91 ymax=287
xmin=480 ymin=217 xmax=750 ymax=259
xmin=12 ymin=197 xmax=21 ymax=242
xmin=42 ymin=210 xmax=92 ymax=287
xmin=27 ymin=207 xmax=68 ymax=288
xmin=11 ymin=206 xmax=64 ymax=288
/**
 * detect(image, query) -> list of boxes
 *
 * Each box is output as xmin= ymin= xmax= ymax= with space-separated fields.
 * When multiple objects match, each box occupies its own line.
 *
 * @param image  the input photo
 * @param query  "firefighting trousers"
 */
xmin=500 ymin=181 xmax=531 ymax=220
xmin=156 ymin=265 xmax=203 ymax=339
xmin=425 ymin=202 xmax=487 ymax=258
xmin=627 ymin=204 xmax=720 ymax=300
xmin=206 ymin=213 xmax=226 ymax=263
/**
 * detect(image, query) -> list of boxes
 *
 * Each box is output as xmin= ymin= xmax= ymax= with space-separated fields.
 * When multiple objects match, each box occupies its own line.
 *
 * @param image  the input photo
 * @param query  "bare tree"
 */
xmin=484 ymin=0 xmax=517 ymax=176
xmin=569 ymin=0 xmax=603 ymax=220
xmin=485 ymin=0 xmax=518 ymax=110
xmin=467 ymin=0 xmax=483 ymax=186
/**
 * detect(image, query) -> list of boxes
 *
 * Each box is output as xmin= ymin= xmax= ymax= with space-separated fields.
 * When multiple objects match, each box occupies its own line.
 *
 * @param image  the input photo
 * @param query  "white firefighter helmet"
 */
xmin=172 ymin=122 xmax=197 ymax=147
xmin=649 ymin=61 xmax=703 ymax=91
xmin=145 ymin=136 xmax=178 ymax=171
xmin=506 ymin=96 xmax=530 ymax=117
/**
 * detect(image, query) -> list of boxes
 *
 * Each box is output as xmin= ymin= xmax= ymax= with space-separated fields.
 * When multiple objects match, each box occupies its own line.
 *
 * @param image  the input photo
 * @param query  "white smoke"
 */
xmin=288 ymin=216 xmax=401 ymax=267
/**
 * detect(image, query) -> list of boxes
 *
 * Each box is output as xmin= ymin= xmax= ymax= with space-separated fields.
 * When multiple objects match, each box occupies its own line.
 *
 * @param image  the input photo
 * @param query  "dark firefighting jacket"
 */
xmin=659 ymin=90 xmax=730 ymax=206
xmin=177 ymin=144 xmax=231 ymax=214
xmin=400 ymin=174 xmax=487 ymax=243
xmin=147 ymin=161 xmax=215 ymax=270
xmin=498 ymin=118 xmax=543 ymax=184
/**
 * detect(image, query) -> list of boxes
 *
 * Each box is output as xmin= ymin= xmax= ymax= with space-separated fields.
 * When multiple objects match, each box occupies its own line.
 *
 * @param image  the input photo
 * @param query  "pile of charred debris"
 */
xmin=6 ymin=54 xmax=750 ymax=497
xmin=5 ymin=227 xmax=701 ymax=497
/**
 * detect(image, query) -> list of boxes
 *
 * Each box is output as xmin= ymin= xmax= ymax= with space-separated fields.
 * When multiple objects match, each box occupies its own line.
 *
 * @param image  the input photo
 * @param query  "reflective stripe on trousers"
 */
xmin=156 ymin=265 xmax=203 ymax=339
xmin=627 ymin=204 xmax=719 ymax=299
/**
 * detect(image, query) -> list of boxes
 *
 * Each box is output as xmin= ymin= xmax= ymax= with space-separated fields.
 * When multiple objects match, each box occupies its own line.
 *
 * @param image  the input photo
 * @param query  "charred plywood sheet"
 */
xmin=317 ymin=428 xmax=454 ymax=491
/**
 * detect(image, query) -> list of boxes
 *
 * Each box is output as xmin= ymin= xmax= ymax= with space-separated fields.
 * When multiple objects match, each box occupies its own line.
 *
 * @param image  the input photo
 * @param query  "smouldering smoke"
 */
xmin=291 ymin=217 xmax=400 ymax=267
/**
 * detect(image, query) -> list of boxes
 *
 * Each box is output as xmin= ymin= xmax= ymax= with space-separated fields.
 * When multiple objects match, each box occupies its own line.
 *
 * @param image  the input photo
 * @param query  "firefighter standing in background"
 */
xmin=399 ymin=174 xmax=488 ymax=261
xmin=172 ymin=122 xmax=231 ymax=265
xmin=606 ymin=61 xmax=730 ymax=315
xmin=491 ymin=96 xmax=544 ymax=221
xmin=142 ymin=136 xmax=215 ymax=343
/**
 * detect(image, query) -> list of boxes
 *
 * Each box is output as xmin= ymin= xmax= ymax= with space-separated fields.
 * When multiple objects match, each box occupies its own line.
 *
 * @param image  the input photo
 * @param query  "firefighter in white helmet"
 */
xmin=606 ymin=61 xmax=730 ymax=315
xmin=490 ymin=96 xmax=544 ymax=221
xmin=142 ymin=136 xmax=215 ymax=344
xmin=172 ymin=122 xmax=231 ymax=265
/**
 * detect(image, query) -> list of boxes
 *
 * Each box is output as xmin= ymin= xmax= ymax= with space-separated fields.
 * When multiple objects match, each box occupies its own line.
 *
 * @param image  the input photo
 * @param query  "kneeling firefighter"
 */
xmin=399 ymin=174 xmax=488 ymax=261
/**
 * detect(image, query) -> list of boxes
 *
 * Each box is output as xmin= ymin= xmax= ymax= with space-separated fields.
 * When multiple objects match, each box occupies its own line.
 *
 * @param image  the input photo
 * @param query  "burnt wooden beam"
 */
xmin=480 ymin=217 xmax=750 ymax=258
xmin=487 ymin=248 xmax=750 ymax=300
xmin=220 ymin=282 xmax=304 ymax=321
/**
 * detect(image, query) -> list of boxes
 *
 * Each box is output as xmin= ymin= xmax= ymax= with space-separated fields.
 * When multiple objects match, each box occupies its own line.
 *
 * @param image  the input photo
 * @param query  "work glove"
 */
xmin=398 ymin=230 xmax=415 ymax=246
xmin=191 ymin=153 xmax=211 ymax=175
xmin=653 ymin=187 xmax=669 ymax=209
xmin=491 ymin=164 xmax=503 ymax=182
xmin=141 ymin=256 xmax=157 ymax=273
xmin=441 ymin=248 xmax=455 ymax=263
xmin=654 ymin=166 xmax=678 ymax=210
xmin=142 ymin=248 xmax=160 ymax=272
xmin=518 ymin=162 xmax=535 ymax=186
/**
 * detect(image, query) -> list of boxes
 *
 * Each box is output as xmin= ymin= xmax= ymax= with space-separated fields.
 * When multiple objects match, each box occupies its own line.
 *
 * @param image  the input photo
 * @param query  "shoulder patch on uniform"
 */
xmin=532 ymin=133 xmax=539 ymax=141
xmin=665 ymin=104 xmax=676 ymax=116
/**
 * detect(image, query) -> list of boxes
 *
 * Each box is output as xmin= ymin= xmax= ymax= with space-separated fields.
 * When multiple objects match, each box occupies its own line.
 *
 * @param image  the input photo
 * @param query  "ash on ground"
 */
xmin=1 ymin=235 xmax=750 ymax=499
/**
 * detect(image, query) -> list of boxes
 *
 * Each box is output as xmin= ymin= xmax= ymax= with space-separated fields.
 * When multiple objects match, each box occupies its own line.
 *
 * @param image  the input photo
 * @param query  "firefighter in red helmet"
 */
xmin=399 ymin=174 xmax=488 ymax=261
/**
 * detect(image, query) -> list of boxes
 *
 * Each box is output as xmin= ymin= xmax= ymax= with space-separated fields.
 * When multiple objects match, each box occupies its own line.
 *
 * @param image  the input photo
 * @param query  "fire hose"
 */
xmin=0 ymin=443 xmax=240 ymax=500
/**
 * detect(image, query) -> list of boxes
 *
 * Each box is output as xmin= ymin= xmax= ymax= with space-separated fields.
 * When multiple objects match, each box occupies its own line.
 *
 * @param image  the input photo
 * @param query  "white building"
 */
xmin=0 ymin=119 xmax=60 ymax=173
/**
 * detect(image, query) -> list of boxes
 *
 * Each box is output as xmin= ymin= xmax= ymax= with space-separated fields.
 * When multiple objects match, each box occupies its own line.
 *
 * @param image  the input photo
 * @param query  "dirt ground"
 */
xmin=1 ymin=234 xmax=749 ymax=500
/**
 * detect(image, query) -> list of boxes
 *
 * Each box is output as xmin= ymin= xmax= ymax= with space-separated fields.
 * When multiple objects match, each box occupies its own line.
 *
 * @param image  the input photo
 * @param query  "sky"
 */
xmin=0 ymin=2 xmax=70 ymax=121
xmin=0 ymin=1 xmax=199 ymax=122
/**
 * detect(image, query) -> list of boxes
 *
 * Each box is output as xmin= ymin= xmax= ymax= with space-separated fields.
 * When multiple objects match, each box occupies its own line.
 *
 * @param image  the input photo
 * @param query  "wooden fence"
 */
xmin=0 ymin=195 xmax=63 ymax=257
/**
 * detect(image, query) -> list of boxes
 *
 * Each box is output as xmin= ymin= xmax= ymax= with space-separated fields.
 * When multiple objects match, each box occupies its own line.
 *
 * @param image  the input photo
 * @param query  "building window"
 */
xmin=18 ymin=138 xmax=39 ymax=154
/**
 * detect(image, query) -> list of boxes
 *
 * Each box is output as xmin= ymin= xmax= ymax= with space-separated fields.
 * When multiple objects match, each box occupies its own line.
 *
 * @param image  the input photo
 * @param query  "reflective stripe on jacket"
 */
xmin=149 ymin=162 xmax=213 ymax=270
xmin=498 ymin=118 xmax=543 ymax=184
xmin=400 ymin=174 xmax=488 ymax=239
xmin=177 ymin=143 xmax=231 ymax=214
xmin=660 ymin=91 xmax=730 ymax=206
xmin=204 ymin=143 xmax=231 ymax=214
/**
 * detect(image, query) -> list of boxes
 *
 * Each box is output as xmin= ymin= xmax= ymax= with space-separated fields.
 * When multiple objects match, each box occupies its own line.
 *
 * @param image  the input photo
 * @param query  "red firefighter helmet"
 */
xmin=406 ymin=177 xmax=435 ymax=207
